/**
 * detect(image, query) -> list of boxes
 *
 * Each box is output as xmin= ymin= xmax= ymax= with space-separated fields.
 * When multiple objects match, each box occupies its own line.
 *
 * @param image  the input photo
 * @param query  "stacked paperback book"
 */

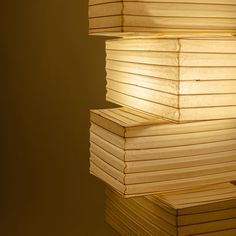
xmin=89 ymin=0 xmax=236 ymax=36
xmin=105 ymin=182 xmax=236 ymax=235
xmin=90 ymin=107 xmax=236 ymax=197
xmin=106 ymin=38 xmax=236 ymax=122
xmin=88 ymin=0 xmax=236 ymax=235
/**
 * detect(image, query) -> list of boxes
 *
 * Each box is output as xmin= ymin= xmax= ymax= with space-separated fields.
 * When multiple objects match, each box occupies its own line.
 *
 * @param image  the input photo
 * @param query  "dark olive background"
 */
xmin=2 ymin=1 xmax=118 ymax=235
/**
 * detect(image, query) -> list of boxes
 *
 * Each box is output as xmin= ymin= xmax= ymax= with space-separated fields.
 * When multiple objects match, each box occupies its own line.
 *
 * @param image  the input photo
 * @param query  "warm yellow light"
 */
xmin=105 ymin=37 xmax=236 ymax=122
xmin=89 ymin=0 xmax=236 ymax=36
xmin=89 ymin=107 xmax=236 ymax=197
xmin=105 ymin=183 xmax=236 ymax=235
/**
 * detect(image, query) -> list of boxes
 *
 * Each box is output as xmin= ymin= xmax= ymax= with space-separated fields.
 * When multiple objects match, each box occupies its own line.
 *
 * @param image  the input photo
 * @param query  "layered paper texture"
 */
xmin=89 ymin=107 xmax=236 ymax=197
xmin=106 ymin=37 xmax=236 ymax=122
xmin=89 ymin=0 xmax=236 ymax=36
xmin=105 ymin=182 xmax=236 ymax=235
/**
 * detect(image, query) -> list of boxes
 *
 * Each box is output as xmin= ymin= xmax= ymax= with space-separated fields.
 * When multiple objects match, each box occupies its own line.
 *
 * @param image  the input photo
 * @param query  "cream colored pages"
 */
xmin=89 ymin=108 xmax=236 ymax=197
xmin=105 ymin=38 xmax=236 ymax=122
xmin=89 ymin=1 xmax=236 ymax=35
xmin=105 ymin=182 xmax=236 ymax=235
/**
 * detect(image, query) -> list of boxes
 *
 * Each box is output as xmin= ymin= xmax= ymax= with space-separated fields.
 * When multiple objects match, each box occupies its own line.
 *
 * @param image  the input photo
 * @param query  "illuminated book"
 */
xmin=89 ymin=107 xmax=236 ymax=197
xmin=89 ymin=0 xmax=236 ymax=36
xmin=105 ymin=182 xmax=236 ymax=236
xmin=105 ymin=37 xmax=236 ymax=122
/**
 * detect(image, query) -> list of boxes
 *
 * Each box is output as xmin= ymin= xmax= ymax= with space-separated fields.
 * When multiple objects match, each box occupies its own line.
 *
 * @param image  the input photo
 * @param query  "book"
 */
xmin=89 ymin=0 xmax=236 ymax=36
xmin=105 ymin=37 xmax=236 ymax=122
xmin=89 ymin=107 xmax=236 ymax=197
xmin=105 ymin=181 xmax=236 ymax=235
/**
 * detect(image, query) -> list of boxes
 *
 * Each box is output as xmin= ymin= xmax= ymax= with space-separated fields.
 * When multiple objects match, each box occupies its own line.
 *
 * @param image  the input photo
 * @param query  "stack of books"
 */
xmin=105 ymin=182 xmax=236 ymax=235
xmin=88 ymin=0 xmax=236 ymax=235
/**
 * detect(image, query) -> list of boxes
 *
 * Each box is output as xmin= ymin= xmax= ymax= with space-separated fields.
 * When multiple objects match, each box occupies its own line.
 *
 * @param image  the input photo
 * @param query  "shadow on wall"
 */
xmin=2 ymin=1 xmax=118 ymax=235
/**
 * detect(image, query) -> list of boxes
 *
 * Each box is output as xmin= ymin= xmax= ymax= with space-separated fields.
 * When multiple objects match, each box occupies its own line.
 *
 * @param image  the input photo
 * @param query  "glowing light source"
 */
xmin=89 ymin=107 xmax=236 ymax=197
xmin=105 ymin=183 xmax=236 ymax=235
xmin=105 ymin=37 xmax=236 ymax=122
xmin=89 ymin=0 xmax=236 ymax=36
